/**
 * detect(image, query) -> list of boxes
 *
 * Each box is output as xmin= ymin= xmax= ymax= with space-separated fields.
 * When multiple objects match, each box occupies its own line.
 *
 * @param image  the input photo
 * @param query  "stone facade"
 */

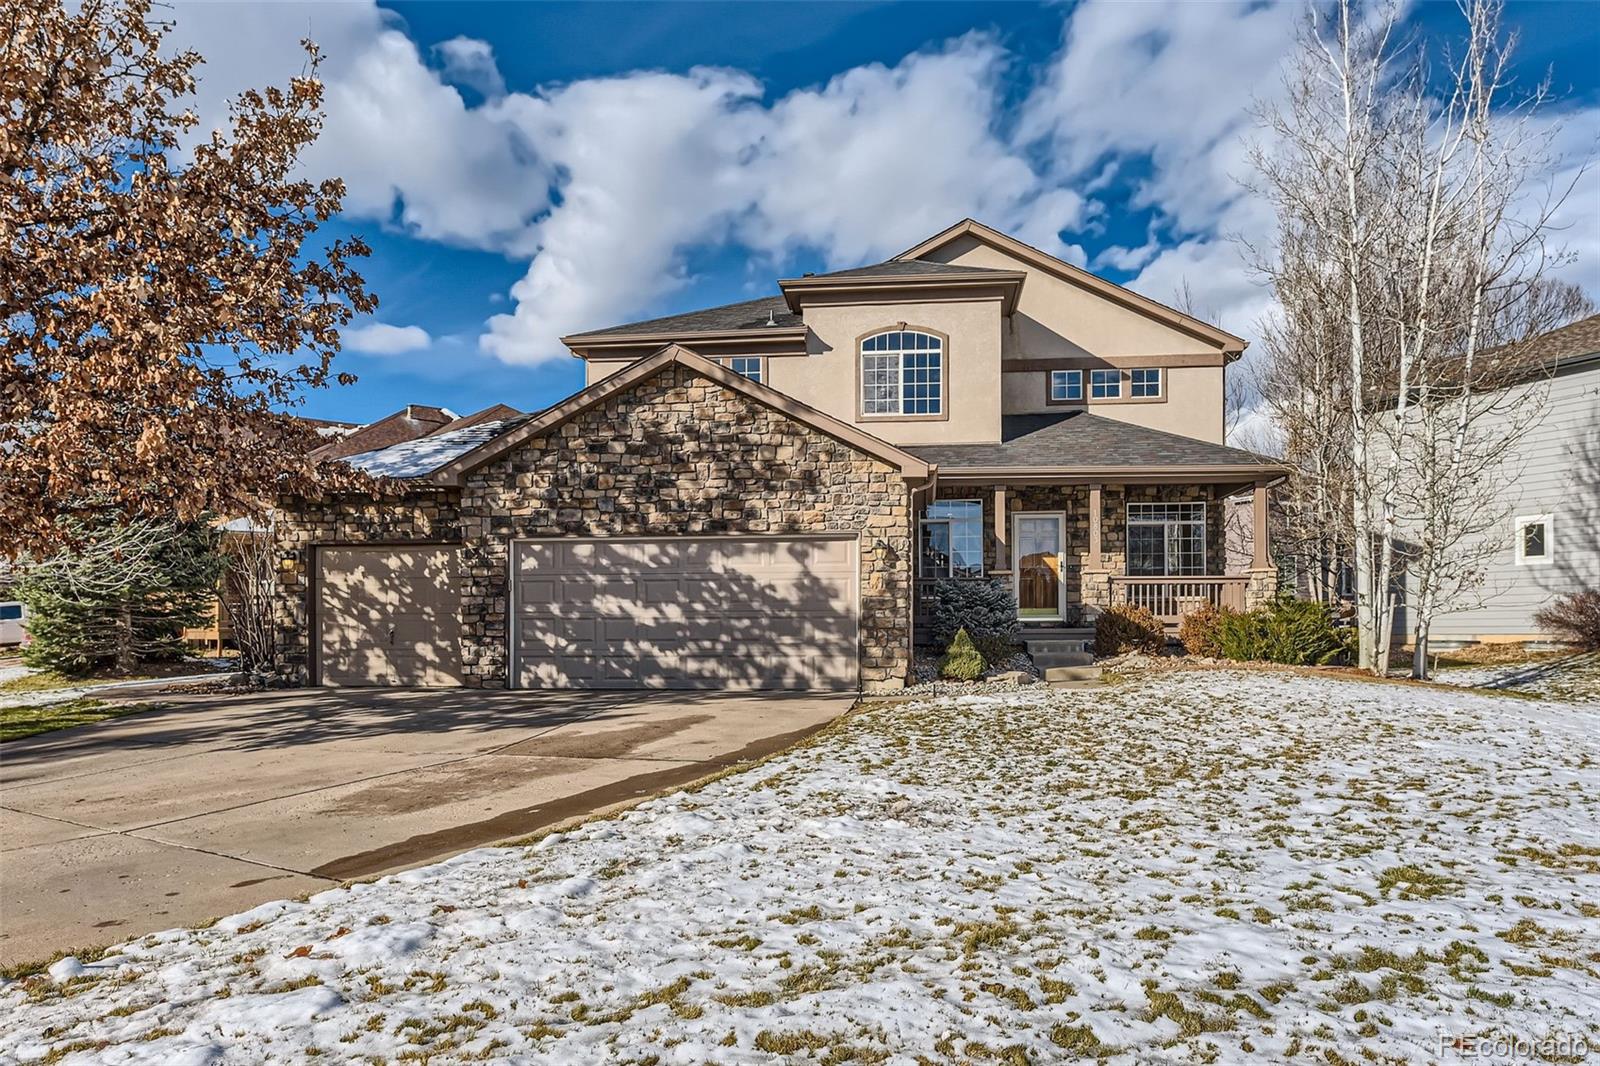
xmin=272 ymin=490 xmax=463 ymax=682
xmin=275 ymin=363 xmax=916 ymax=692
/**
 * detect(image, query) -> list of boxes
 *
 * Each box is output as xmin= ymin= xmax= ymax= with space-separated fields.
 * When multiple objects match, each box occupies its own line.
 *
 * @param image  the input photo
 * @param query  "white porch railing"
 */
xmin=1109 ymin=576 xmax=1248 ymax=623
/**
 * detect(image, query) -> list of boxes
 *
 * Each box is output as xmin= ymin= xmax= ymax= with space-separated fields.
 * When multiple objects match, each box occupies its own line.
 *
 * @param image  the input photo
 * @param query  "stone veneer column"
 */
xmin=1080 ymin=482 xmax=1112 ymax=616
xmin=1243 ymin=479 xmax=1278 ymax=609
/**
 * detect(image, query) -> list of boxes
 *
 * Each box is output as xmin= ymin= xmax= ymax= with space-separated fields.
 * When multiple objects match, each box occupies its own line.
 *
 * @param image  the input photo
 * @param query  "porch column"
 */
xmin=1251 ymin=479 xmax=1271 ymax=569
xmin=1081 ymin=482 xmax=1111 ymax=615
xmin=1086 ymin=484 xmax=1103 ymax=570
xmin=1245 ymin=478 xmax=1278 ymax=610
xmin=992 ymin=486 xmax=1011 ymax=573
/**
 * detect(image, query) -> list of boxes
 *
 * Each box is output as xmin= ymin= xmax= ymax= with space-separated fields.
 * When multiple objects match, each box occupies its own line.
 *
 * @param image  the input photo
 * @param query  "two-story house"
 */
xmin=272 ymin=219 xmax=1286 ymax=693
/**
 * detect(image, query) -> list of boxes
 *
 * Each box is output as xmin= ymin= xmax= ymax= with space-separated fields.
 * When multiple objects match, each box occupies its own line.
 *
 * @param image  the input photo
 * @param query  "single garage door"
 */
xmin=512 ymin=536 xmax=858 ymax=691
xmin=316 ymin=545 xmax=464 ymax=687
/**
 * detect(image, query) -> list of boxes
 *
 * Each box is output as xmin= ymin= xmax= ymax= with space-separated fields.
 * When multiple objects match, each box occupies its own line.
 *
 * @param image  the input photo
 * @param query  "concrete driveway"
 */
xmin=0 ymin=687 xmax=849 ymax=966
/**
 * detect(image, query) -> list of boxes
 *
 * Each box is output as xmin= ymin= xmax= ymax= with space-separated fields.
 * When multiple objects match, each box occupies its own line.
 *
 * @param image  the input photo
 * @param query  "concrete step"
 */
xmin=1044 ymin=664 xmax=1103 ymax=684
xmin=1032 ymin=651 xmax=1095 ymax=670
xmin=1025 ymin=639 xmax=1090 ymax=656
xmin=1048 ymin=678 xmax=1106 ymax=690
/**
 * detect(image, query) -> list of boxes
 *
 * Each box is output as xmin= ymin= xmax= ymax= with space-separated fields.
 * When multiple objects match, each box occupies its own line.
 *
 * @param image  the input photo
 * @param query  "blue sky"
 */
xmin=169 ymin=1 xmax=1600 ymax=425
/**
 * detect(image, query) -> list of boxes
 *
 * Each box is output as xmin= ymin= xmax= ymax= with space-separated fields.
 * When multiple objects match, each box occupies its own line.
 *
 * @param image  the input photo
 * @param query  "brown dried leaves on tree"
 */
xmin=2 ymin=0 xmax=376 ymax=556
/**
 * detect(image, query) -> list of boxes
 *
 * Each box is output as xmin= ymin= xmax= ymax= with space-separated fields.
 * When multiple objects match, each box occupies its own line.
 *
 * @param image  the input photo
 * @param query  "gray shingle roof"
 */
xmin=799 ymin=259 xmax=1018 ymax=280
xmin=342 ymin=418 xmax=525 ymax=479
xmin=1486 ymin=313 xmax=1600 ymax=375
xmin=569 ymin=296 xmax=801 ymax=339
xmin=907 ymin=412 xmax=1278 ymax=471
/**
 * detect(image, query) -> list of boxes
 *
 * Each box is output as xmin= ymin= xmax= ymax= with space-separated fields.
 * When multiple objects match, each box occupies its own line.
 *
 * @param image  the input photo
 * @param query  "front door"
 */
xmin=1014 ymin=513 xmax=1064 ymax=620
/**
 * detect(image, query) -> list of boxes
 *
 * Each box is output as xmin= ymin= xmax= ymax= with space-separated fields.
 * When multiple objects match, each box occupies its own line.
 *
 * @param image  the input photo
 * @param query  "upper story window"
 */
xmin=1090 ymin=369 xmax=1122 ymax=399
xmin=1127 ymin=502 xmax=1206 ymax=576
xmin=722 ymin=356 xmax=763 ymax=383
xmin=1514 ymin=514 xmax=1552 ymax=565
xmin=1130 ymin=368 xmax=1162 ymax=398
xmin=920 ymin=500 xmax=984 ymax=578
xmin=861 ymin=330 xmax=943 ymax=416
xmin=1049 ymin=369 xmax=1083 ymax=402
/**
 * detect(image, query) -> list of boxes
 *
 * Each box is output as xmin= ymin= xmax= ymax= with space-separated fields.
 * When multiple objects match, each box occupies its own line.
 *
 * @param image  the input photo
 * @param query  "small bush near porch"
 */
xmin=927 ymin=578 xmax=1020 ymax=664
xmin=1094 ymin=603 xmax=1165 ymax=656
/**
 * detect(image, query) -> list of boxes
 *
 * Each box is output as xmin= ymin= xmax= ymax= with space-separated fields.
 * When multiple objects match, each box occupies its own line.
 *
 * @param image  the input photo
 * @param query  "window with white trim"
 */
xmin=1050 ymin=369 xmax=1083 ymax=402
xmin=1514 ymin=514 xmax=1552 ymax=565
xmin=1090 ymin=369 xmax=1122 ymax=399
xmin=920 ymin=500 xmax=984 ymax=578
xmin=861 ymin=330 xmax=943 ymax=415
xmin=1127 ymin=502 xmax=1206 ymax=576
xmin=723 ymin=356 xmax=763 ymax=383
xmin=1130 ymin=368 xmax=1162 ymax=398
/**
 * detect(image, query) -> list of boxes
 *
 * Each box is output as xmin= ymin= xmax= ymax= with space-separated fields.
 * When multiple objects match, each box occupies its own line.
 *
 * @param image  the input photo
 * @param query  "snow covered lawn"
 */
xmin=1432 ymin=651 xmax=1599 ymax=704
xmin=6 ymin=670 xmax=1598 ymax=1064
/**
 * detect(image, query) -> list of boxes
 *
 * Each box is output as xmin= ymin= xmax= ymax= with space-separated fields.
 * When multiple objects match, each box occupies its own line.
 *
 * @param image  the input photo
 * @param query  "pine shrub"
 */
xmin=1216 ymin=596 xmax=1350 ymax=666
xmin=928 ymin=579 xmax=1020 ymax=664
xmin=1093 ymin=603 xmax=1165 ymax=657
xmin=939 ymin=627 xmax=986 ymax=681
xmin=1533 ymin=588 xmax=1600 ymax=650
xmin=17 ymin=518 xmax=223 ymax=676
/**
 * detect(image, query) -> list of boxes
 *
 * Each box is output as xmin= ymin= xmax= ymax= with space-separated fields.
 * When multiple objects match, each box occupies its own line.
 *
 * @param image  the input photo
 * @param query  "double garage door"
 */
xmin=512 ymin=536 xmax=858 ymax=691
xmin=315 ymin=536 xmax=859 ymax=691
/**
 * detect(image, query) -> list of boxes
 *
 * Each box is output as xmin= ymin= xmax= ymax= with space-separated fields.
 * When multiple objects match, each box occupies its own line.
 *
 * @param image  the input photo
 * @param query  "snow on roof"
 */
xmin=340 ymin=418 xmax=520 ymax=479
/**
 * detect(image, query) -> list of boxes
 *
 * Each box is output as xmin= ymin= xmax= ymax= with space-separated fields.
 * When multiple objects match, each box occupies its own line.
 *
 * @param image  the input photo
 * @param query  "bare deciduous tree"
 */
xmin=1252 ymin=0 xmax=1586 ymax=675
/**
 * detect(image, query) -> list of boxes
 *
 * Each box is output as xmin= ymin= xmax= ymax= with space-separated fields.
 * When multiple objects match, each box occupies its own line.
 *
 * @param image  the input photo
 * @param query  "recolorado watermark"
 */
xmin=1438 ymin=1032 xmax=1590 ymax=1061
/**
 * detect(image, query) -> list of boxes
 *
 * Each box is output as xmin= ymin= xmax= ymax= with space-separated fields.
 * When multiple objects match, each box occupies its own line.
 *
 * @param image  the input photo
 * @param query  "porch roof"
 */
xmin=908 ymin=412 xmax=1288 ymax=483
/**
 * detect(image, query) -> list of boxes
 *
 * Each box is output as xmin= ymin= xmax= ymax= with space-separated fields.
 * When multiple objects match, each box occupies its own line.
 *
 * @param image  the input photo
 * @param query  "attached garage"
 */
xmin=511 ymin=535 xmax=858 ymax=690
xmin=316 ymin=545 xmax=464 ymax=687
xmin=276 ymin=346 xmax=929 ymax=694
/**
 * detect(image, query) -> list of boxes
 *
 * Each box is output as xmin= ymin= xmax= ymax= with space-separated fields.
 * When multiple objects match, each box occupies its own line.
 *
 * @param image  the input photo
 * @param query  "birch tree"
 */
xmin=1253 ymin=0 xmax=1585 ymax=674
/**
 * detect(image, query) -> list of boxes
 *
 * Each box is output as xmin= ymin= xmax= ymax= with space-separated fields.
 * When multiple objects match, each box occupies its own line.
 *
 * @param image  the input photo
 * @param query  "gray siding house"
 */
xmin=1400 ymin=315 xmax=1600 ymax=646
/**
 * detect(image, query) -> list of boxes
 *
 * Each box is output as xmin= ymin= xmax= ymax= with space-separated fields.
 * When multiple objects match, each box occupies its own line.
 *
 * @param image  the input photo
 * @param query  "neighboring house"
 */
xmin=275 ymin=219 xmax=1287 ymax=693
xmin=1395 ymin=314 xmax=1600 ymax=646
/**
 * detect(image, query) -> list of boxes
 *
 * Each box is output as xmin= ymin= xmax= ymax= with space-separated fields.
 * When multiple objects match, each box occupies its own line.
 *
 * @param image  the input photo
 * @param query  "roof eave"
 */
xmin=932 ymin=462 xmax=1291 ymax=483
xmin=561 ymin=324 xmax=808 ymax=356
xmin=776 ymin=272 xmax=1026 ymax=315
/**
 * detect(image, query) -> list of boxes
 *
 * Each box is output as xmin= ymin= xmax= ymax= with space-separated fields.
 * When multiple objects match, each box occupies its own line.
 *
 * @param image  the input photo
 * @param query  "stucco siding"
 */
xmin=1402 ymin=363 xmax=1600 ymax=643
xmin=770 ymin=297 xmax=1003 ymax=446
xmin=1001 ymin=364 xmax=1225 ymax=442
xmin=917 ymin=234 xmax=1230 ymax=443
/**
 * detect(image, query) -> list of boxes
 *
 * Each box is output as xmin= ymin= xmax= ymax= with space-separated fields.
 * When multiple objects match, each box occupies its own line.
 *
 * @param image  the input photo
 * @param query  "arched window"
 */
xmin=860 ymin=330 xmax=943 ymax=416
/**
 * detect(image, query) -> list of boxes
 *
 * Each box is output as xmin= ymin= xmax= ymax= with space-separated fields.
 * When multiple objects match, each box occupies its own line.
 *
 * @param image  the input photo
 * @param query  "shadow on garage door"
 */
xmin=511 ymin=535 xmax=859 ymax=691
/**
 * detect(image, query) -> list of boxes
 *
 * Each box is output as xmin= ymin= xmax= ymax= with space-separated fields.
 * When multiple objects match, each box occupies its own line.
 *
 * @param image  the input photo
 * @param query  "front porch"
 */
xmin=913 ymin=478 xmax=1278 ymax=637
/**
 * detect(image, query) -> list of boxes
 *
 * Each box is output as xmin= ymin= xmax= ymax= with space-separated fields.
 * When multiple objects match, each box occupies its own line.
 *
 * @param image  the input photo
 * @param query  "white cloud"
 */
xmin=164 ymin=0 xmax=1595 ymax=376
xmin=169 ymin=3 xmax=549 ymax=251
xmin=482 ymin=36 xmax=1089 ymax=364
xmin=433 ymin=36 xmax=505 ymax=99
xmin=344 ymin=323 xmax=432 ymax=355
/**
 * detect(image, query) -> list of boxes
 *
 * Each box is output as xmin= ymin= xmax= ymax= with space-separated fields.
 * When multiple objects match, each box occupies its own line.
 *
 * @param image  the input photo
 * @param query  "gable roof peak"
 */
xmin=895 ymin=218 xmax=1247 ymax=355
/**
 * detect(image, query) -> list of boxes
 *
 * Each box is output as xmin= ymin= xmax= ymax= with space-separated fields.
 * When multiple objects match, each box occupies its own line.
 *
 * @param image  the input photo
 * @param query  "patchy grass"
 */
xmin=0 ymin=698 xmax=166 ymax=742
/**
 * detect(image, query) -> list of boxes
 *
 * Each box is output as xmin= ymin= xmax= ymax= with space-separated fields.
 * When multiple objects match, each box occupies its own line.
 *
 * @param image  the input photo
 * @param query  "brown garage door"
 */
xmin=512 ymin=536 xmax=858 ymax=691
xmin=317 ymin=546 xmax=464 ymax=687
